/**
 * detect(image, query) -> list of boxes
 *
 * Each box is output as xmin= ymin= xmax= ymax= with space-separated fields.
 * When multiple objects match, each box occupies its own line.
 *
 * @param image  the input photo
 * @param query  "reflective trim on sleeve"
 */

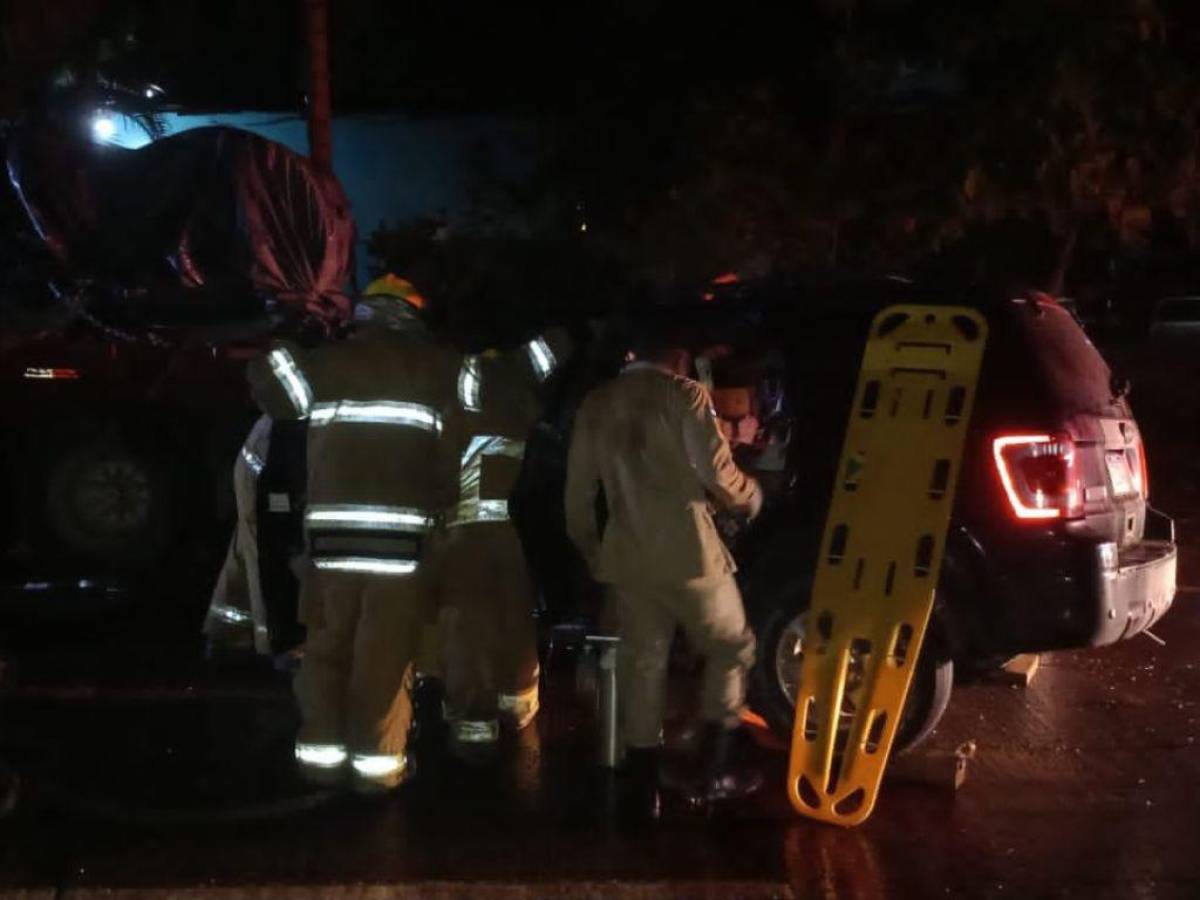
xmin=240 ymin=446 xmax=265 ymax=476
xmin=305 ymin=504 xmax=435 ymax=533
xmin=451 ymin=719 xmax=500 ymax=744
xmin=457 ymin=354 xmax=482 ymax=412
xmin=351 ymin=753 xmax=407 ymax=779
xmin=313 ymin=557 xmax=418 ymax=576
xmin=448 ymin=435 xmax=525 ymax=526
xmin=295 ymin=742 xmax=347 ymax=768
xmin=208 ymin=603 xmax=253 ymax=626
xmin=309 ymin=400 xmax=442 ymax=434
xmin=268 ymin=348 xmax=313 ymax=415
xmin=525 ymin=336 xmax=557 ymax=381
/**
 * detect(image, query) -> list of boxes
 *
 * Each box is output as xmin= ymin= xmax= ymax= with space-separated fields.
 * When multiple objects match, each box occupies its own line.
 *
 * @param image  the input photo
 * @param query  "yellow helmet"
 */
xmin=364 ymin=273 xmax=427 ymax=311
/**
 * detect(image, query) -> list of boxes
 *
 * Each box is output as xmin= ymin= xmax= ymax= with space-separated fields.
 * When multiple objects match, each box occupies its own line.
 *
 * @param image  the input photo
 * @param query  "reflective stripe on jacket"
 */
xmin=247 ymin=328 xmax=461 ymax=571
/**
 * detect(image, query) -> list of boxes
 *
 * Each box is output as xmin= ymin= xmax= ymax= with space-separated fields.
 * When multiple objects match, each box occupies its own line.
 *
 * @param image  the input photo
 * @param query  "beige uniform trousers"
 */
xmin=293 ymin=566 xmax=433 ymax=770
xmin=437 ymin=522 xmax=540 ymax=734
xmin=610 ymin=573 xmax=756 ymax=750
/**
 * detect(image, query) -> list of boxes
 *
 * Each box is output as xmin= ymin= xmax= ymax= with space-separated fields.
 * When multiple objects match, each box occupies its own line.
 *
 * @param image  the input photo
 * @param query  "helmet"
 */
xmin=364 ymin=274 xmax=427 ymax=311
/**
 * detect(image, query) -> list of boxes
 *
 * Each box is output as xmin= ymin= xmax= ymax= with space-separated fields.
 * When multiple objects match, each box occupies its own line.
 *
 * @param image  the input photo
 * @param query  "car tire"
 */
xmin=747 ymin=591 xmax=953 ymax=754
xmin=40 ymin=437 xmax=175 ymax=569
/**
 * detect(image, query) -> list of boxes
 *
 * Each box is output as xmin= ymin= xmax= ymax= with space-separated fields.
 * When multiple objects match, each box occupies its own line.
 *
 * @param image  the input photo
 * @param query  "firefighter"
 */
xmin=435 ymin=332 xmax=565 ymax=758
xmin=205 ymin=414 xmax=273 ymax=656
xmin=247 ymin=275 xmax=459 ymax=793
xmin=564 ymin=333 xmax=764 ymax=807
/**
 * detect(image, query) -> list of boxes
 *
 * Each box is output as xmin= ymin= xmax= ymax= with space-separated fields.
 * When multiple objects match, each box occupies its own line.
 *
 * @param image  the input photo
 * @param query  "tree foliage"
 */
xmin=370 ymin=0 xmax=1200 ymax=308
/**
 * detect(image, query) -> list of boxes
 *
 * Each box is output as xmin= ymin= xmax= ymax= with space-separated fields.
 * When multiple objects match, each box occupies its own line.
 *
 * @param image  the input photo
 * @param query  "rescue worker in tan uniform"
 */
xmin=437 ymin=347 xmax=543 ymax=756
xmin=248 ymin=279 xmax=459 ymax=793
xmin=564 ymin=334 xmax=764 ymax=806
xmin=205 ymin=414 xmax=273 ymax=655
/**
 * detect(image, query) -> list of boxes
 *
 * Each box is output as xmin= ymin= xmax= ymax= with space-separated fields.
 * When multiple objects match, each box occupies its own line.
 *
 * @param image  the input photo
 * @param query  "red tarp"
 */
xmin=6 ymin=125 xmax=355 ymax=330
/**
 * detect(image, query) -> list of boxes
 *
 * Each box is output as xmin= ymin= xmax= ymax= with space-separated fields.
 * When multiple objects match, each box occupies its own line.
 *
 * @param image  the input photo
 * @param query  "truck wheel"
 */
xmin=748 ymin=599 xmax=953 ymax=754
xmin=41 ymin=438 xmax=174 ymax=568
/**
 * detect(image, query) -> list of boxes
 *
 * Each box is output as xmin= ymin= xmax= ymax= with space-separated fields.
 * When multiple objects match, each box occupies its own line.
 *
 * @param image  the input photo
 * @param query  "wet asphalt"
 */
xmin=0 ymin=531 xmax=1197 ymax=900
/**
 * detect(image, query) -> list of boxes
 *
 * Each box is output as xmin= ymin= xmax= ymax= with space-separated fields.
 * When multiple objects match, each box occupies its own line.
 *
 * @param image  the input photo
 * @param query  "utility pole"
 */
xmin=302 ymin=0 xmax=333 ymax=172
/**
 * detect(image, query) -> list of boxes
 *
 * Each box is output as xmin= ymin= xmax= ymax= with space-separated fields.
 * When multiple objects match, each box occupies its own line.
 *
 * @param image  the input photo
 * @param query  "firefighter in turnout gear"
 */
xmin=436 ymin=333 xmax=565 ymax=757
xmin=564 ymin=334 xmax=764 ymax=807
xmin=248 ymin=276 xmax=459 ymax=792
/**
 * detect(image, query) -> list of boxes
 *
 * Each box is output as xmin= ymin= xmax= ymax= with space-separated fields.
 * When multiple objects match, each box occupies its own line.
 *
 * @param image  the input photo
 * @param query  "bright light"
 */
xmin=91 ymin=115 xmax=117 ymax=142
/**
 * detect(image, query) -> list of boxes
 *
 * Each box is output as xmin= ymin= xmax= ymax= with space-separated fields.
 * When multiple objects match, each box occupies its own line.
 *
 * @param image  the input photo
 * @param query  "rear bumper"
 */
xmin=1088 ymin=537 xmax=1177 ymax=646
xmin=967 ymin=508 xmax=1178 ymax=653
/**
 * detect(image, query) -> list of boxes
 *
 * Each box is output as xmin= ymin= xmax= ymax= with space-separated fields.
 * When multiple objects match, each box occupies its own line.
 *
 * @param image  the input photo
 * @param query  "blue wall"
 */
xmin=99 ymin=110 xmax=531 ymax=284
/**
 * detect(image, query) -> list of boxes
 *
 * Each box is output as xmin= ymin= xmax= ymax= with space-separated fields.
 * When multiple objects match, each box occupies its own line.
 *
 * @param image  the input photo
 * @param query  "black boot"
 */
xmin=410 ymin=675 xmax=446 ymax=746
xmin=699 ymin=724 xmax=764 ymax=804
xmin=664 ymin=723 xmax=764 ymax=809
xmin=619 ymin=747 xmax=662 ymax=824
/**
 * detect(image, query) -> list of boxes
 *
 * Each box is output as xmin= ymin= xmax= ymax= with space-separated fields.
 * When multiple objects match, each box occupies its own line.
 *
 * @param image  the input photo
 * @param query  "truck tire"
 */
xmin=40 ymin=437 xmax=175 ymax=568
xmin=747 ymin=592 xmax=953 ymax=754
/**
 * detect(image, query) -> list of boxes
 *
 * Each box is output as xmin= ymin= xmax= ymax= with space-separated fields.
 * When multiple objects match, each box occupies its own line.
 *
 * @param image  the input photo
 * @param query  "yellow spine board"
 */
xmin=787 ymin=305 xmax=988 ymax=826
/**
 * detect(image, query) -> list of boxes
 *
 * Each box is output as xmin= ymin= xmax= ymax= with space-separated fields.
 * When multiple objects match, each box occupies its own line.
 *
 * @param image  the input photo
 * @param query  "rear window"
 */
xmin=1014 ymin=300 xmax=1117 ymax=414
xmin=1154 ymin=297 xmax=1200 ymax=322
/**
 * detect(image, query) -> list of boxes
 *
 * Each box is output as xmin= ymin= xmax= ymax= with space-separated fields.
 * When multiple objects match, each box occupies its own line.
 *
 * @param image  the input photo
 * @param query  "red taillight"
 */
xmin=23 ymin=367 xmax=81 ymax=380
xmin=993 ymin=434 xmax=1083 ymax=521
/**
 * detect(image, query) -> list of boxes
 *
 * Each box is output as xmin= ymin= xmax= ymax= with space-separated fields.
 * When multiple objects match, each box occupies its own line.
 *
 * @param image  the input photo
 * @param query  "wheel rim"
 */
xmin=774 ymin=611 xmax=869 ymax=720
xmin=72 ymin=456 xmax=153 ymax=536
xmin=774 ymin=612 xmax=809 ymax=709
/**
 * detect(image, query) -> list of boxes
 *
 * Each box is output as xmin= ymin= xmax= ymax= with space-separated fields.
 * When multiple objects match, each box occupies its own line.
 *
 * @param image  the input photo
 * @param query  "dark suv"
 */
xmin=520 ymin=277 xmax=1178 ymax=749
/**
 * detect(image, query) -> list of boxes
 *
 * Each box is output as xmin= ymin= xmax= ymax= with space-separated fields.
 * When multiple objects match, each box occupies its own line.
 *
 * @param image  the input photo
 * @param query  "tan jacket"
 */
xmin=565 ymin=364 xmax=761 ymax=585
xmin=247 ymin=326 xmax=461 ymax=566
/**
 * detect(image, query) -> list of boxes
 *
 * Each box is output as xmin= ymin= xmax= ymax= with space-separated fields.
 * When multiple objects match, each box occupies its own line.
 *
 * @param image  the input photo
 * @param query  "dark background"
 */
xmin=6 ymin=1 xmax=1200 ymax=317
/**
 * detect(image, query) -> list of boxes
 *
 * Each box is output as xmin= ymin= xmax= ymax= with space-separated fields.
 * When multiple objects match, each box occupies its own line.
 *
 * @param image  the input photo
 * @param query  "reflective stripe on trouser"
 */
xmin=609 ymin=573 xmax=755 ymax=750
xmin=293 ymin=565 xmax=432 ymax=773
xmin=498 ymin=680 xmax=540 ymax=730
xmin=205 ymin=525 xmax=271 ymax=655
xmin=351 ymin=752 xmax=408 ymax=784
xmin=448 ymin=717 xmax=500 ymax=744
xmin=295 ymin=742 xmax=347 ymax=768
xmin=437 ymin=522 xmax=540 ymax=731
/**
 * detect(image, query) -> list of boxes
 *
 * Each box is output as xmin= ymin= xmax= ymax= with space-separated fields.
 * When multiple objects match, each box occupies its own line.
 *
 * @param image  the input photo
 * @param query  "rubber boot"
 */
xmin=446 ymin=718 xmax=501 ymax=767
xmin=619 ymin=747 xmax=662 ymax=825
xmin=410 ymin=675 xmax=446 ymax=746
xmin=698 ymin=724 xmax=765 ymax=804
xmin=663 ymin=723 xmax=764 ymax=809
